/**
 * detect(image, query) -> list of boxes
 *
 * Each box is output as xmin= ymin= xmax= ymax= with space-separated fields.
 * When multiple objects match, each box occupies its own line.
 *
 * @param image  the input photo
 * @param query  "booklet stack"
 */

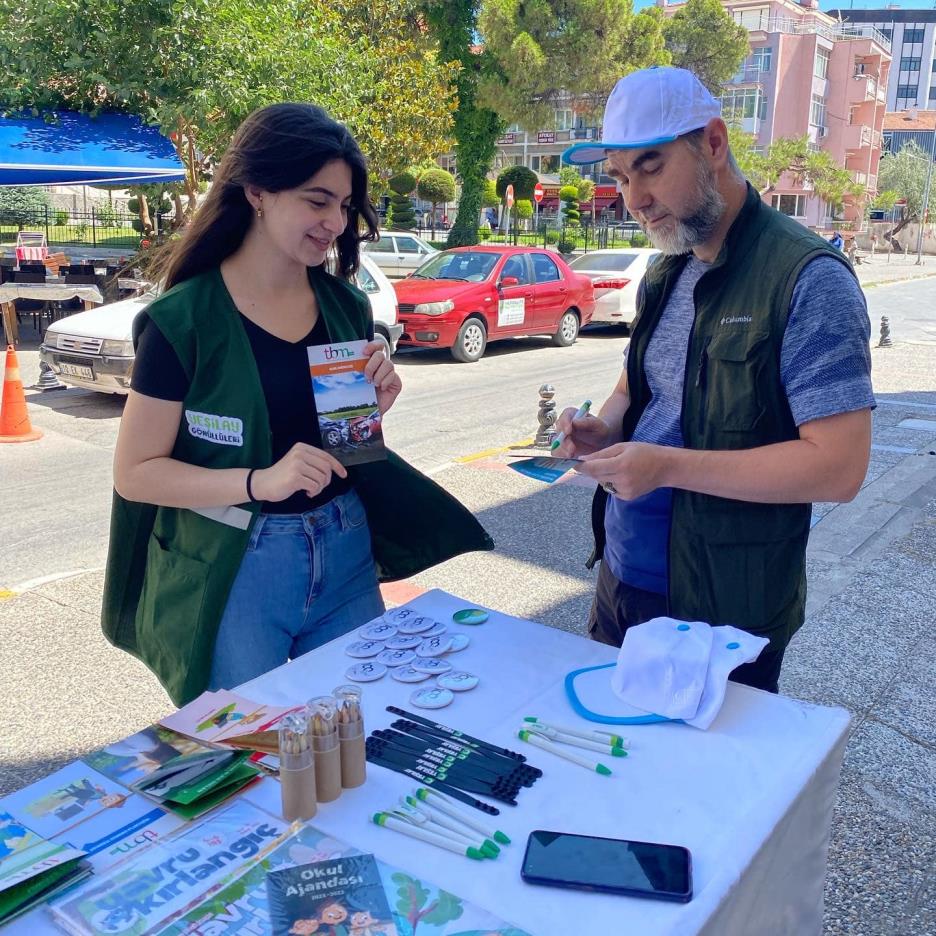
xmin=0 ymin=810 xmax=89 ymax=925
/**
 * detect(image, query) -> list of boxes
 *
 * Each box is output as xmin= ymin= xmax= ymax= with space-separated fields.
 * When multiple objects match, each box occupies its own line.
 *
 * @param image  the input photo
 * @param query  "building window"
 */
xmin=881 ymin=29 xmax=892 ymax=42
xmin=555 ymin=109 xmax=574 ymax=132
xmin=751 ymin=47 xmax=772 ymax=72
xmin=903 ymin=28 xmax=924 ymax=43
xmin=721 ymin=87 xmax=767 ymax=121
xmin=506 ymin=123 xmax=523 ymax=133
xmin=930 ymin=86 xmax=936 ymax=100
xmin=815 ymin=47 xmax=831 ymax=80
xmin=771 ymin=194 xmax=807 ymax=218
xmin=895 ymin=84 xmax=918 ymax=99
xmin=810 ymin=94 xmax=827 ymax=129
xmin=733 ymin=7 xmax=768 ymax=30
xmin=900 ymin=58 xmax=922 ymax=72
xmin=531 ymin=154 xmax=560 ymax=174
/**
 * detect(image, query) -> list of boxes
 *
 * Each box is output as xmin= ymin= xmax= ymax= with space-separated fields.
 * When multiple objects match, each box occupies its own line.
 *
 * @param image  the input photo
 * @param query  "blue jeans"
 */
xmin=208 ymin=490 xmax=384 ymax=690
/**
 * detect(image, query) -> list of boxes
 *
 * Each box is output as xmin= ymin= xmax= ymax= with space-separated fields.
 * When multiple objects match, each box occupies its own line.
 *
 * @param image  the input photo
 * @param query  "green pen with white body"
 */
xmin=523 ymin=716 xmax=628 ymax=749
xmin=415 ymin=786 xmax=511 ymax=845
xmin=522 ymin=723 xmax=627 ymax=757
xmin=550 ymin=400 xmax=592 ymax=451
xmin=404 ymin=796 xmax=500 ymax=857
xmin=517 ymin=729 xmax=612 ymax=775
xmin=372 ymin=812 xmax=485 ymax=859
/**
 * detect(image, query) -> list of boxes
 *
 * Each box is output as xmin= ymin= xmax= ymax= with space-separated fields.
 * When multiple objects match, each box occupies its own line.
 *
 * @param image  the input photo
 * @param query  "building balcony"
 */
xmin=745 ymin=15 xmax=890 ymax=52
xmin=843 ymin=124 xmax=874 ymax=150
xmin=728 ymin=68 xmax=766 ymax=86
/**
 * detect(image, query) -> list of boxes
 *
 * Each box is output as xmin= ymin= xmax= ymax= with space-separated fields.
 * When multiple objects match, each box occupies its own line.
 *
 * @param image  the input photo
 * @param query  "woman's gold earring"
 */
xmin=256 ymin=205 xmax=264 ymax=219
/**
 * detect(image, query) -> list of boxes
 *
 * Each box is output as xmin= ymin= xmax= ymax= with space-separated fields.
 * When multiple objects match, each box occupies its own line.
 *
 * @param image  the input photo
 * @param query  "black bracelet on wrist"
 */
xmin=245 ymin=468 xmax=259 ymax=503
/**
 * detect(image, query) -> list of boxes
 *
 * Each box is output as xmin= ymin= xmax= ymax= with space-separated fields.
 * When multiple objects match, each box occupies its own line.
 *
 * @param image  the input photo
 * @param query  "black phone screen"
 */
xmin=521 ymin=830 xmax=692 ymax=902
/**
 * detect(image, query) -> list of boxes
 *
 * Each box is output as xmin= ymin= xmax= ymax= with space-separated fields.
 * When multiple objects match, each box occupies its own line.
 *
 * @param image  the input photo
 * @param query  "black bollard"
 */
xmin=878 ymin=315 xmax=892 ymax=348
xmin=534 ymin=383 xmax=558 ymax=447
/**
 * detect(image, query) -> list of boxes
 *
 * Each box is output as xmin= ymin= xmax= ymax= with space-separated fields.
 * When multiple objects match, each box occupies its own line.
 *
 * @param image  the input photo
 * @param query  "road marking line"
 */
xmin=6 ymin=566 xmax=104 ymax=596
xmin=455 ymin=438 xmax=534 ymax=464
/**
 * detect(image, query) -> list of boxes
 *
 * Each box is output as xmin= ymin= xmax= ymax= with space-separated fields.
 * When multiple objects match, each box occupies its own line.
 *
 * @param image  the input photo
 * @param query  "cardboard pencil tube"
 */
xmin=338 ymin=718 xmax=366 ymax=788
xmin=309 ymin=697 xmax=342 ymax=803
xmin=278 ymin=713 xmax=317 ymax=821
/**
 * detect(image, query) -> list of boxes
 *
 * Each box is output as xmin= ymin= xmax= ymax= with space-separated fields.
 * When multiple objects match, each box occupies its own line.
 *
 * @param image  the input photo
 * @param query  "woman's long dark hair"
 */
xmin=156 ymin=104 xmax=379 ymax=289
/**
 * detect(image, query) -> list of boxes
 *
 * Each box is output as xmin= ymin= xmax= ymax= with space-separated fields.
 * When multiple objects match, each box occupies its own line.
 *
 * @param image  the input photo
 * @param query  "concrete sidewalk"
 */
xmin=854 ymin=252 xmax=936 ymax=288
xmin=2 ymin=344 xmax=935 ymax=933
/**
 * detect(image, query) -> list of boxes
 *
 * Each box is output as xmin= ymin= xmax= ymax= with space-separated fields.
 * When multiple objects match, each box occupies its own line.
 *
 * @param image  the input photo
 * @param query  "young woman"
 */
xmin=104 ymin=104 xmax=491 ymax=705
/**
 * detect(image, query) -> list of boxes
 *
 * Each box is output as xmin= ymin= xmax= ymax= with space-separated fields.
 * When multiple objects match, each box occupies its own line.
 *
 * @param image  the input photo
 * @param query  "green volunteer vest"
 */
xmin=101 ymin=266 xmax=493 ymax=705
xmin=590 ymin=184 xmax=855 ymax=650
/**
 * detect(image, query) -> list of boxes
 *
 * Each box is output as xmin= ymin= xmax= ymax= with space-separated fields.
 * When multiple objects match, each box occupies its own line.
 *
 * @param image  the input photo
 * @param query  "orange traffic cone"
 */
xmin=0 ymin=345 xmax=43 ymax=443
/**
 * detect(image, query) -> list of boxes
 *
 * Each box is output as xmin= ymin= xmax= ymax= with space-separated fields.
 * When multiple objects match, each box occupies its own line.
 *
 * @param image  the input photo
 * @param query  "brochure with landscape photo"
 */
xmin=308 ymin=339 xmax=386 ymax=466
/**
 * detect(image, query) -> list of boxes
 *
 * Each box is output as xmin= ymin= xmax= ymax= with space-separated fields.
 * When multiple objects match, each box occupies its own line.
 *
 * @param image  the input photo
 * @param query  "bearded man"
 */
xmin=557 ymin=67 xmax=874 ymax=692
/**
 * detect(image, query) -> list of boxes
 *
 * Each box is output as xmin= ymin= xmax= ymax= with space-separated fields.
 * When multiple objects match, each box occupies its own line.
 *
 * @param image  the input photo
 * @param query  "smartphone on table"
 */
xmin=521 ymin=829 xmax=692 ymax=903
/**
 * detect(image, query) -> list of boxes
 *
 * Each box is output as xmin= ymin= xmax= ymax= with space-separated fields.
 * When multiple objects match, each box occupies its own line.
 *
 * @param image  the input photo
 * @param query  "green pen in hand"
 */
xmin=551 ymin=400 xmax=592 ymax=451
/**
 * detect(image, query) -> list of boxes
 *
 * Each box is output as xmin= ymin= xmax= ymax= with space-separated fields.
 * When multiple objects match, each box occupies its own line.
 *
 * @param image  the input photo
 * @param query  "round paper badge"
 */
xmin=397 ymin=615 xmax=439 ymax=635
xmin=359 ymin=621 xmax=398 ymax=641
xmin=345 ymin=661 xmax=387 ymax=682
xmin=345 ymin=640 xmax=386 ymax=658
xmin=421 ymin=622 xmax=448 ymax=638
xmin=446 ymin=634 xmax=470 ymax=653
xmin=376 ymin=648 xmax=416 ymax=667
xmin=384 ymin=634 xmax=423 ymax=651
xmin=417 ymin=634 xmax=454 ymax=657
xmin=383 ymin=607 xmax=419 ymax=625
xmin=412 ymin=657 xmax=453 ymax=675
xmin=436 ymin=671 xmax=479 ymax=692
xmin=453 ymin=608 xmax=489 ymax=625
xmin=410 ymin=687 xmax=455 ymax=709
xmin=391 ymin=665 xmax=432 ymax=684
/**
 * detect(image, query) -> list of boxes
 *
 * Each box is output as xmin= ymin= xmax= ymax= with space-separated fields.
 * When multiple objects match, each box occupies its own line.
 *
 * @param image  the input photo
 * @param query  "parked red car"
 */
xmin=393 ymin=246 xmax=595 ymax=362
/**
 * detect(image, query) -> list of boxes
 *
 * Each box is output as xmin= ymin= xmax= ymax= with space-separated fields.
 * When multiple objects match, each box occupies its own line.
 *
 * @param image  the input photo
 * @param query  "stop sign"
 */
xmin=533 ymin=183 xmax=544 ymax=204
xmin=505 ymin=184 xmax=515 ymax=208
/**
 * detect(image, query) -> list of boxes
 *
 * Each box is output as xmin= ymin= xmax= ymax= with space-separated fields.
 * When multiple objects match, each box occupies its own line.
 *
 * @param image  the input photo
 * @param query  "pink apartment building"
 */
xmin=662 ymin=0 xmax=892 ymax=228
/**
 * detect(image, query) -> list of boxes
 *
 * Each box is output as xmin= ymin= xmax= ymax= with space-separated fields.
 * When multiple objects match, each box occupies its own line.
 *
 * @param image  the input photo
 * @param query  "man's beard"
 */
xmin=642 ymin=162 xmax=725 ymax=255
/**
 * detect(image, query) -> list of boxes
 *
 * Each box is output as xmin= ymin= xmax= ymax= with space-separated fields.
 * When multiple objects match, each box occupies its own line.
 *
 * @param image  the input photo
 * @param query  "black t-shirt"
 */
xmin=133 ymin=309 xmax=362 ymax=513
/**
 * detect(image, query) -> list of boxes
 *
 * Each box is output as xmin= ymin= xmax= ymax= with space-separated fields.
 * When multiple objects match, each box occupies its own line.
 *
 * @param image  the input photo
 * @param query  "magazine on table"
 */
xmin=0 ymin=808 xmax=89 ymax=925
xmin=308 ymin=339 xmax=386 ymax=466
xmin=158 ymin=823 xmax=532 ymax=936
xmin=49 ymin=800 xmax=290 ymax=936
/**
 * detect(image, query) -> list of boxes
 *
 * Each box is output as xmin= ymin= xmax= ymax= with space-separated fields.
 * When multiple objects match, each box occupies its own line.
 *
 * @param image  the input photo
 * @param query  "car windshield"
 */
xmin=569 ymin=253 xmax=640 ymax=273
xmin=412 ymin=251 xmax=501 ymax=282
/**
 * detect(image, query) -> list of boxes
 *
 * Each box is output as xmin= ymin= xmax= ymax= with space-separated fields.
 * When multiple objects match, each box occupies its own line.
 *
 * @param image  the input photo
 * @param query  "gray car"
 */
xmin=363 ymin=231 xmax=438 ymax=279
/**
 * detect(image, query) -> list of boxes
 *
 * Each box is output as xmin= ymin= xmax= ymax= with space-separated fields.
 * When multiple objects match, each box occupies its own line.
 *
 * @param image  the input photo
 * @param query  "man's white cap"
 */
xmin=563 ymin=66 xmax=721 ymax=166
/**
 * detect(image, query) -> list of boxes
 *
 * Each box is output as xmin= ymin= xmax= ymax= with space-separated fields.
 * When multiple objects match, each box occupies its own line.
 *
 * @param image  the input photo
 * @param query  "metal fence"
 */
xmin=424 ymin=219 xmax=647 ymax=253
xmin=0 ymin=207 xmax=145 ymax=249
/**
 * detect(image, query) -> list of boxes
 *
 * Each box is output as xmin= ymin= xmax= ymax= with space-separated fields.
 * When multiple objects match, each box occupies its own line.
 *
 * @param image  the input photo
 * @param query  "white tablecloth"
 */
xmin=8 ymin=589 xmax=848 ymax=936
xmin=234 ymin=589 xmax=850 ymax=936
xmin=0 ymin=283 xmax=103 ymax=304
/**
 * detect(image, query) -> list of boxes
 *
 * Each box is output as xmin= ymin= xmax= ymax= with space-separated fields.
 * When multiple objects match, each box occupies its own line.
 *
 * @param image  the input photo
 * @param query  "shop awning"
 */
xmin=0 ymin=111 xmax=186 ymax=186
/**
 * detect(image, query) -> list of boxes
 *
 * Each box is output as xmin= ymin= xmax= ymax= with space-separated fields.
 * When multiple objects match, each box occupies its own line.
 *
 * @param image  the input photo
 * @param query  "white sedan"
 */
xmin=568 ymin=248 xmax=660 ymax=326
xmin=40 ymin=254 xmax=402 ymax=394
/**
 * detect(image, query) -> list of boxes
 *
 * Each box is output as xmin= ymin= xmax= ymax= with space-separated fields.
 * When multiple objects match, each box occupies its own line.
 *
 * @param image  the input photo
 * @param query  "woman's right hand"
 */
xmin=250 ymin=443 xmax=348 ymax=502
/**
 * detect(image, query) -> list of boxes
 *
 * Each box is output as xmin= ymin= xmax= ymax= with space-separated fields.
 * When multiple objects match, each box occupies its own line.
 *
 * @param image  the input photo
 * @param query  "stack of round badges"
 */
xmin=344 ymin=606 xmax=485 ymax=708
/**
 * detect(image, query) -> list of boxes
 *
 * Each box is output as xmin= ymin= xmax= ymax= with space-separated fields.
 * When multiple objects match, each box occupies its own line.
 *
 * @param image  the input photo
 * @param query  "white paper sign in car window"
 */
xmin=497 ymin=297 xmax=525 ymax=327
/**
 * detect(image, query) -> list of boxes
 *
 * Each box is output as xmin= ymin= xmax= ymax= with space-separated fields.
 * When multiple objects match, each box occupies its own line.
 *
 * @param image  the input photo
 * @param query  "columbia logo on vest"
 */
xmin=719 ymin=315 xmax=752 ymax=326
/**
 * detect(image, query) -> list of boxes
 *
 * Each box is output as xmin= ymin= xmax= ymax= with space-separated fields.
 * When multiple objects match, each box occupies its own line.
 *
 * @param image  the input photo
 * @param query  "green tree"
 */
xmin=558 ymin=166 xmax=595 ymax=203
xmin=0 ymin=0 xmax=457 ymax=214
xmin=729 ymin=129 xmax=863 ymax=216
xmin=496 ymin=165 xmax=538 ymax=202
xmin=388 ymin=171 xmax=417 ymax=229
xmin=560 ymin=184 xmax=580 ymax=227
xmin=515 ymin=198 xmax=533 ymax=223
xmin=482 ymin=178 xmax=500 ymax=208
xmin=0 ymin=186 xmax=50 ymax=229
xmin=425 ymin=0 xmax=667 ymax=247
xmin=663 ymin=0 xmax=749 ymax=94
xmin=417 ymin=167 xmax=457 ymax=229
xmin=876 ymin=141 xmax=932 ymax=245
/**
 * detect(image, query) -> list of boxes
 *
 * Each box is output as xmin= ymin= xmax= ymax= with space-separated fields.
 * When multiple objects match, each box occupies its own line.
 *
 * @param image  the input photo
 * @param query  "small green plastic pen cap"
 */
xmin=596 ymin=764 xmax=612 ymax=776
xmin=494 ymin=830 xmax=511 ymax=845
xmin=466 ymin=846 xmax=485 ymax=861
xmin=482 ymin=838 xmax=500 ymax=855
xmin=611 ymin=747 xmax=628 ymax=758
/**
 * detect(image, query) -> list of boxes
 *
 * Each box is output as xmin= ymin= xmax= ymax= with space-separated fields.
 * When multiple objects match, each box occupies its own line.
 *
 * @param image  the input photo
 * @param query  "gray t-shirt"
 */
xmin=604 ymin=254 xmax=875 ymax=594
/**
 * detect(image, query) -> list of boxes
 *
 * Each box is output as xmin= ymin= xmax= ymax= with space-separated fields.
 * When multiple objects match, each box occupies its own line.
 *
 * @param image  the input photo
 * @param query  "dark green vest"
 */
xmin=591 ymin=185 xmax=855 ymax=649
xmin=102 ymin=266 xmax=493 ymax=705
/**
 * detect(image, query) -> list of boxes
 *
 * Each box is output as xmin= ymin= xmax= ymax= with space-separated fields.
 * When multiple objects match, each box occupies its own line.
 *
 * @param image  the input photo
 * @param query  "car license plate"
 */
xmin=60 ymin=363 xmax=94 ymax=380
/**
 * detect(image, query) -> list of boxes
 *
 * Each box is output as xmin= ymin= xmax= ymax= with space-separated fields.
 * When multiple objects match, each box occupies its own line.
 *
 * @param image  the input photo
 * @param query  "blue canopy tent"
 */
xmin=0 ymin=111 xmax=186 ymax=186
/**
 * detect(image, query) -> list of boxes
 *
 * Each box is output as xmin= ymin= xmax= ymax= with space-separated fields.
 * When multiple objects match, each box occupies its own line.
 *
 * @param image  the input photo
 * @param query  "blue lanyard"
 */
xmin=564 ymin=663 xmax=682 ymax=725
